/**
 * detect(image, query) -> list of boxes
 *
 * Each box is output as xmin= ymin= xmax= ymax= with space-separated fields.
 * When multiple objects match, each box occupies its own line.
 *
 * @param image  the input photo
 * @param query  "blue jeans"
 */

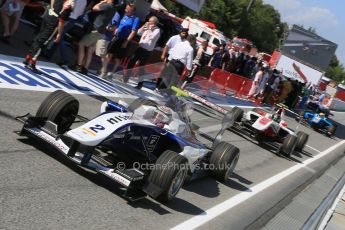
xmin=46 ymin=18 xmax=78 ymax=62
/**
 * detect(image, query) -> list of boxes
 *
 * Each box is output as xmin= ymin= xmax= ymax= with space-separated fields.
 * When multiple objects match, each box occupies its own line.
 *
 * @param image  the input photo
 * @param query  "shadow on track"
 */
xmin=299 ymin=149 xmax=314 ymax=158
xmin=184 ymin=174 xmax=251 ymax=197
xmin=183 ymin=178 xmax=220 ymax=198
xmin=0 ymin=110 xmax=16 ymax=120
xmin=231 ymin=173 xmax=253 ymax=185
xmin=17 ymin=137 xmax=206 ymax=215
xmin=276 ymin=152 xmax=303 ymax=163
xmin=17 ymin=137 xmax=126 ymax=192
xmin=329 ymin=119 xmax=345 ymax=140
xmin=129 ymin=197 xmax=205 ymax=216
xmin=223 ymin=179 xmax=252 ymax=192
xmin=165 ymin=197 xmax=205 ymax=215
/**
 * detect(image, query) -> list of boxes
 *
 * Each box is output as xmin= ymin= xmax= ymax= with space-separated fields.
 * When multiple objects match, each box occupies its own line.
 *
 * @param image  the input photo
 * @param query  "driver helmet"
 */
xmin=148 ymin=106 xmax=172 ymax=128
xmin=319 ymin=112 xmax=325 ymax=118
xmin=272 ymin=108 xmax=283 ymax=122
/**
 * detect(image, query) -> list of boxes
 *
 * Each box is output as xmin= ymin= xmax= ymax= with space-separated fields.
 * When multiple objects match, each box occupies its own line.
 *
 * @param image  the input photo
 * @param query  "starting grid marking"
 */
xmin=0 ymin=54 xmax=262 ymax=109
xmin=0 ymin=54 xmax=160 ymax=100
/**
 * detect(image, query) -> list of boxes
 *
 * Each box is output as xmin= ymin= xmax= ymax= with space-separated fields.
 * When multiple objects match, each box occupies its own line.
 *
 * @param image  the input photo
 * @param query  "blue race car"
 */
xmin=297 ymin=111 xmax=337 ymax=137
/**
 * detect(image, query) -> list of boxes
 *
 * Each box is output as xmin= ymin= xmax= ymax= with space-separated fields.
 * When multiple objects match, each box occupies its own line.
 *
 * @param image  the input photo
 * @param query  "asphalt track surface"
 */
xmin=0 ymin=83 xmax=345 ymax=230
xmin=1 ymin=23 xmax=345 ymax=230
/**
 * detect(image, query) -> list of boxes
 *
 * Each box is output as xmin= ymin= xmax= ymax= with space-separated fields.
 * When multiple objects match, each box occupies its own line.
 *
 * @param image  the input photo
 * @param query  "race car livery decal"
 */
xmin=312 ymin=116 xmax=321 ymax=123
xmin=27 ymin=127 xmax=69 ymax=154
xmin=106 ymin=115 xmax=130 ymax=125
xmin=259 ymin=117 xmax=271 ymax=125
xmin=67 ymin=112 xmax=133 ymax=146
xmin=82 ymin=127 xmax=97 ymax=137
xmin=89 ymin=124 xmax=106 ymax=133
xmin=99 ymin=169 xmax=131 ymax=187
xmin=82 ymin=115 xmax=131 ymax=136
xmin=146 ymin=135 xmax=160 ymax=152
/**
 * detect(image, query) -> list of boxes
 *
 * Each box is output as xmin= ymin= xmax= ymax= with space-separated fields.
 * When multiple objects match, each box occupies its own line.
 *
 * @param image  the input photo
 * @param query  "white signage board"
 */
xmin=175 ymin=0 xmax=205 ymax=13
xmin=275 ymin=55 xmax=323 ymax=86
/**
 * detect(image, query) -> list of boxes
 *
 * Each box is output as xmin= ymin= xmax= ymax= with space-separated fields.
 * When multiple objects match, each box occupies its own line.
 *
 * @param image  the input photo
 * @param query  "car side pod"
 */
xmin=15 ymin=114 xmax=149 ymax=201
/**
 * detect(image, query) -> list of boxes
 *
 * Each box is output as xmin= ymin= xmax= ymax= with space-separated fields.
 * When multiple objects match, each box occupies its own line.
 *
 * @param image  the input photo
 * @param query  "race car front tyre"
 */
xmin=231 ymin=107 xmax=244 ymax=122
xmin=148 ymin=150 xmax=188 ymax=203
xmin=327 ymin=125 xmax=337 ymax=137
xmin=210 ymin=142 xmax=240 ymax=182
xmin=295 ymin=131 xmax=309 ymax=151
xmin=128 ymin=98 xmax=157 ymax=112
xmin=280 ymin=134 xmax=298 ymax=157
xmin=36 ymin=90 xmax=79 ymax=134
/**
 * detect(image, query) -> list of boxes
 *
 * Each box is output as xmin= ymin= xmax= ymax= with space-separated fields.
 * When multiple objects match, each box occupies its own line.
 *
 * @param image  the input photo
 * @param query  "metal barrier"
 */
xmin=302 ymin=172 xmax=345 ymax=230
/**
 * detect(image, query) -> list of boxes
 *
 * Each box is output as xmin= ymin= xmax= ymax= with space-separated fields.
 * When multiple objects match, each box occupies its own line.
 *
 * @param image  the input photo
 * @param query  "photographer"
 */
xmin=124 ymin=16 xmax=160 ymax=88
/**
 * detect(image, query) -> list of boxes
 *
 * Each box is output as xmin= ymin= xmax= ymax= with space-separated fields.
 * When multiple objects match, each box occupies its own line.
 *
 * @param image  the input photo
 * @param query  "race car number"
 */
xmin=259 ymin=117 xmax=271 ymax=125
xmin=82 ymin=114 xmax=131 ymax=136
xmin=312 ymin=117 xmax=320 ymax=123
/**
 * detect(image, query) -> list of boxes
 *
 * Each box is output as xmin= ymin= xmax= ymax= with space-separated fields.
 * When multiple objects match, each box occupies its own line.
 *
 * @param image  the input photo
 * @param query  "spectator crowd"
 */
xmin=0 ymin=0 xmax=328 ymax=109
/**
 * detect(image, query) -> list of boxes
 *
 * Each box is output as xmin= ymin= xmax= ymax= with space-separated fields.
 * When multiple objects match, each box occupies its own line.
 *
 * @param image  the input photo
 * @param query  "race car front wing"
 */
xmin=15 ymin=114 xmax=161 ymax=201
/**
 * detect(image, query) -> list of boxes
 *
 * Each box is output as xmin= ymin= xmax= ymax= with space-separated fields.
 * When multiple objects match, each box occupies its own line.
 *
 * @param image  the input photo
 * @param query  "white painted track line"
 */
xmin=171 ymin=140 xmax=345 ymax=230
xmin=305 ymin=145 xmax=321 ymax=153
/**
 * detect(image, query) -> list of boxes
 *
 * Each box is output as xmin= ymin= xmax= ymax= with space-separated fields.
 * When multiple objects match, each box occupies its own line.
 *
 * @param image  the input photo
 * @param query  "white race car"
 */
xmin=16 ymin=90 xmax=240 ymax=202
xmin=230 ymin=105 xmax=309 ymax=157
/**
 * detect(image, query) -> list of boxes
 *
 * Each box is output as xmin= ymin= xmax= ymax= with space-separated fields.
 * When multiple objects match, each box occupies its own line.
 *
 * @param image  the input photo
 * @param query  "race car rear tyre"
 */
xmin=36 ymin=90 xmax=79 ymax=134
xmin=128 ymin=98 xmax=157 ymax=112
xmin=210 ymin=142 xmax=240 ymax=182
xmin=327 ymin=125 xmax=337 ymax=137
xmin=148 ymin=150 xmax=188 ymax=203
xmin=295 ymin=131 xmax=309 ymax=151
xmin=280 ymin=134 xmax=298 ymax=157
xmin=231 ymin=107 xmax=244 ymax=122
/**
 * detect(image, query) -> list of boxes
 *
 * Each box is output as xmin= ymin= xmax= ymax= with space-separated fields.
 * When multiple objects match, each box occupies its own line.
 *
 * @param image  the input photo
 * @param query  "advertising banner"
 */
xmin=275 ymin=55 xmax=323 ymax=86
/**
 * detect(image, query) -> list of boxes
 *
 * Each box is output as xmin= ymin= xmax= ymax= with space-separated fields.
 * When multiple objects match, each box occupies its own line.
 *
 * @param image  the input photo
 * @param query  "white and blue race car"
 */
xmin=16 ymin=90 xmax=240 ymax=202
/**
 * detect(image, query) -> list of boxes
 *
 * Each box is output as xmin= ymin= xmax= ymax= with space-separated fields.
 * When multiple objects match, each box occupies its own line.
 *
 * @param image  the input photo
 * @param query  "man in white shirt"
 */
xmin=161 ymin=28 xmax=189 ymax=61
xmin=160 ymin=34 xmax=195 ymax=93
xmin=156 ymin=28 xmax=189 ymax=89
xmin=257 ymin=66 xmax=270 ymax=96
xmin=247 ymin=65 xmax=263 ymax=99
xmin=123 ymin=16 xmax=160 ymax=89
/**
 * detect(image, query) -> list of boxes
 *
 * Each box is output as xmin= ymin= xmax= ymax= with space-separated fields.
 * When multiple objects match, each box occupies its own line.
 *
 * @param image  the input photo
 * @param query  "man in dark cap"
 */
xmin=161 ymin=34 xmax=195 ymax=92
xmin=156 ymin=27 xmax=189 ymax=89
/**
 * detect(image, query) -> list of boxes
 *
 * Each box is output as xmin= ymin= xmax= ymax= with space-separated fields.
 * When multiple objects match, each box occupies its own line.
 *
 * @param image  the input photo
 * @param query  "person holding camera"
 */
xmin=123 ymin=16 xmax=160 ymax=88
